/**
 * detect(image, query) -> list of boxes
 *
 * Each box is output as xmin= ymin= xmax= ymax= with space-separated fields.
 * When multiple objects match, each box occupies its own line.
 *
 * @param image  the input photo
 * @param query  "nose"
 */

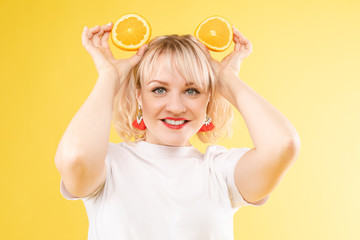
xmin=165 ymin=93 xmax=186 ymax=114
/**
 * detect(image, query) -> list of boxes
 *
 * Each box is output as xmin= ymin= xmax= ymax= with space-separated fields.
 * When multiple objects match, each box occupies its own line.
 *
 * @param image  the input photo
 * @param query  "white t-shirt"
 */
xmin=60 ymin=141 xmax=269 ymax=240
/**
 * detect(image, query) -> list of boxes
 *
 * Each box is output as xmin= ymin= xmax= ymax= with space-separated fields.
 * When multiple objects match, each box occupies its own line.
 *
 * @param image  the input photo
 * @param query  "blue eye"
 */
xmin=152 ymin=87 xmax=200 ymax=95
xmin=186 ymin=88 xmax=200 ymax=95
xmin=152 ymin=87 xmax=166 ymax=94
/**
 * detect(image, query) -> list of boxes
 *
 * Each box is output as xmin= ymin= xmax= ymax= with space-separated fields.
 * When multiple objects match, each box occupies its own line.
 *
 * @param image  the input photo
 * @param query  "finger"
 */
xmin=94 ymin=23 xmax=112 ymax=47
xmin=101 ymin=32 xmax=110 ymax=46
xmin=101 ymin=23 xmax=112 ymax=47
xmin=136 ymin=44 xmax=148 ymax=56
xmin=232 ymin=25 xmax=242 ymax=36
xmin=82 ymin=26 xmax=98 ymax=53
xmin=128 ymin=44 xmax=148 ymax=66
xmin=231 ymin=26 xmax=241 ymax=42
xmin=234 ymin=42 xmax=241 ymax=51
xmin=103 ymin=22 xmax=113 ymax=32
xmin=93 ymin=27 xmax=105 ymax=47
xmin=232 ymin=32 xmax=241 ymax=51
xmin=232 ymin=26 xmax=249 ymax=44
xmin=233 ymin=33 xmax=241 ymax=43
xmin=87 ymin=25 xmax=101 ymax=40
xmin=81 ymin=25 xmax=114 ymax=73
xmin=246 ymin=41 xmax=252 ymax=52
xmin=82 ymin=26 xmax=91 ymax=48
xmin=235 ymin=32 xmax=252 ymax=52
xmin=232 ymin=26 xmax=252 ymax=53
xmin=101 ymin=32 xmax=115 ymax=59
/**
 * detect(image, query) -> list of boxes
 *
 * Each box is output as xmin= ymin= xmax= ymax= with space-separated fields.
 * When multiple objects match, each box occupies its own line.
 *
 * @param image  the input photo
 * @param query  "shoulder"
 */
xmin=104 ymin=141 xmax=132 ymax=163
xmin=108 ymin=141 xmax=134 ymax=153
xmin=204 ymin=144 xmax=251 ymax=161
xmin=106 ymin=141 xmax=146 ymax=162
xmin=204 ymin=144 xmax=227 ymax=157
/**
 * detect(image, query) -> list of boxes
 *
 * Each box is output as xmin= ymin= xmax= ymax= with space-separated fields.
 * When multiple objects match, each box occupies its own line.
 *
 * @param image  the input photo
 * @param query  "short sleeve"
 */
xmin=205 ymin=145 xmax=270 ymax=209
xmin=59 ymin=143 xmax=114 ymax=201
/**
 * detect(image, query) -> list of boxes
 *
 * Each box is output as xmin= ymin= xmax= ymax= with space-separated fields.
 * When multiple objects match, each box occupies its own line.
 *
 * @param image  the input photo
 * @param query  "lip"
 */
xmin=163 ymin=117 xmax=189 ymax=121
xmin=161 ymin=117 xmax=190 ymax=129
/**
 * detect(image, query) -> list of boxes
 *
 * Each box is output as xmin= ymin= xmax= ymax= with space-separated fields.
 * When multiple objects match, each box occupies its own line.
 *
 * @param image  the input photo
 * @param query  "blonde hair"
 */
xmin=112 ymin=34 xmax=234 ymax=144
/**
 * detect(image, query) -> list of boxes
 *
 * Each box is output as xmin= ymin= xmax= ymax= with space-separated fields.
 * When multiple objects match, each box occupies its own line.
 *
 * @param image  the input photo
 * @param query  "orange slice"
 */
xmin=194 ymin=16 xmax=233 ymax=52
xmin=111 ymin=13 xmax=151 ymax=51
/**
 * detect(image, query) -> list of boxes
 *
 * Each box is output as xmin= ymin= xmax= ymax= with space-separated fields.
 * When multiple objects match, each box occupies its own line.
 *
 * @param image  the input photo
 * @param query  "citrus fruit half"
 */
xmin=111 ymin=13 xmax=151 ymax=51
xmin=194 ymin=16 xmax=233 ymax=52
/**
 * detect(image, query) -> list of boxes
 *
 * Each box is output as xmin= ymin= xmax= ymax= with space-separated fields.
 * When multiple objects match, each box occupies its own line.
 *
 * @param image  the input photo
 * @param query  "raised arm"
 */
xmin=55 ymin=71 xmax=117 ymax=197
xmin=55 ymin=23 xmax=147 ymax=198
xmin=202 ymin=26 xmax=301 ymax=204
xmin=223 ymin=71 xmax=300 ymax=204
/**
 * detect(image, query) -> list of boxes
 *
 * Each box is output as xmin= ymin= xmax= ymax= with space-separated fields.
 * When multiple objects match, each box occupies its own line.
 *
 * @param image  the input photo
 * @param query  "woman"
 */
xmin=55 ymin=22 xmax=300 ymax=239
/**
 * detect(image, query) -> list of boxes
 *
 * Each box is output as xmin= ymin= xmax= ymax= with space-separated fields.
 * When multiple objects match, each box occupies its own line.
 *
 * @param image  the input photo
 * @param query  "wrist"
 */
xmin=218 ymin=69 xmax=239 ymax=83
xmin=98 ymin=68 xmax=120 ymax=79
xmin=98 ymin=71 xmax=120 ymax=95
xmin=216 ymin=71 xmax=244 ymax=105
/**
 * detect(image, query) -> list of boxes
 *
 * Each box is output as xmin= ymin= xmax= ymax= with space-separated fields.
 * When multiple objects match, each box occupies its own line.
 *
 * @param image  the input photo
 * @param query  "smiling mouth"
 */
xmin=161 ymin=119 xmax=190 ymax=126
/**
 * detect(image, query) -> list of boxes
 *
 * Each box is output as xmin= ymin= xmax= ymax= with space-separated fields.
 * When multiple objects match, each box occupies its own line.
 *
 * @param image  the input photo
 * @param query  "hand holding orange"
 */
xmin=82 ymin=19 xmax=148 ymax=94
xmin=82 ymin=23 xmax=120 ymax=76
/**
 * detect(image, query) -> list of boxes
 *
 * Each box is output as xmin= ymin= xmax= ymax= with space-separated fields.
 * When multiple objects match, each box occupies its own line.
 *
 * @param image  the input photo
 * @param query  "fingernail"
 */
xmin=108 ymin=22 xmax=112 ymax=25
xmin=84 ymin=26 xmax=87 ymax=31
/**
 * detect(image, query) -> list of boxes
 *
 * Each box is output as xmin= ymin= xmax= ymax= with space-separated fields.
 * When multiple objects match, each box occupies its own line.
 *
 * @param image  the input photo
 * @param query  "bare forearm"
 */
xmin=55 ymin=72 xmax=117 ymax=166
xmin=220 ymin=72 xmax=300 ymax=151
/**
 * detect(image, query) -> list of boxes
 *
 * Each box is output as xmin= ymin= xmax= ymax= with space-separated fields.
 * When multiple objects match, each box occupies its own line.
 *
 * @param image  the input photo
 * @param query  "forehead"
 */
xmin=145 ymin=54 xmax=192 ymax=86
xmin=139 ymin=50 xmax=211 ymax=92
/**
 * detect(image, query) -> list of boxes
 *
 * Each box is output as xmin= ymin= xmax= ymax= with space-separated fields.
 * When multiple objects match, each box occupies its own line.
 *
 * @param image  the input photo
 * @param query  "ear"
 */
xmin=135 ymin=88 xmax=142 ymax=107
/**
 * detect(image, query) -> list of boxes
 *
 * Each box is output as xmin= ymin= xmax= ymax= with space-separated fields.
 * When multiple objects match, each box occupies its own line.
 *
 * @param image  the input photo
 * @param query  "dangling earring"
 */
xmin=198 ymin=115 xmax=215 ymax=132
xmin=132 ymin=105 xmax=146 ymax=130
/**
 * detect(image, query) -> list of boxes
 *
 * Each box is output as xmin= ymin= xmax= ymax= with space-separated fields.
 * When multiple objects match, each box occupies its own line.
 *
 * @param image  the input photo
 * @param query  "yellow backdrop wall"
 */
xmin=1 ymin=0 xmax=359 ymax=239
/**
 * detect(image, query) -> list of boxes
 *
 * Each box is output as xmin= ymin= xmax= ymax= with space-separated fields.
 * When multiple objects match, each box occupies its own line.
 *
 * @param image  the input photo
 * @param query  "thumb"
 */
xmin=128 ymin=44 xmax=148 ymax=67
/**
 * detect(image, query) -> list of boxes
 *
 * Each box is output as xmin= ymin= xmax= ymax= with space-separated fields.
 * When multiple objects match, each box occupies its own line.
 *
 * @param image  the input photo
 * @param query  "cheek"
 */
xmin=144 ymin=97 xmax=163 ymax=108
xmin=194 ymin=96 xmax=210 ymax=111
xmin=192 ymin=102 xmax=206 ymax=114
xmin=141 ymin=96 xmax=164 ymax=118
xmin=188 ymin=99 xmax=208 ymax=119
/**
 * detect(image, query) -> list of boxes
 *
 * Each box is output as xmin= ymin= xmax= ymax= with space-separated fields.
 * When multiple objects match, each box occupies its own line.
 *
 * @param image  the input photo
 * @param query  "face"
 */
xmin=136 ymin=54 xmax=211 ymax=147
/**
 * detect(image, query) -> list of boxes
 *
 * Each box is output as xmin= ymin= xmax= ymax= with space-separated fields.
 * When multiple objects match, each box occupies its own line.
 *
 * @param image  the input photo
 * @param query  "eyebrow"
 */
xmin=148 ymin=80 xmax=194 ymax=86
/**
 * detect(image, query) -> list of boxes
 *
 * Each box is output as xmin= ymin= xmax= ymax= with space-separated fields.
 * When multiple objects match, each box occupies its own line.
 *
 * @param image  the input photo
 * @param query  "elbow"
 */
xmin=284 ymin=133 xmax=301 ymax=149
xmin=282 ymin=134 xmax=301 ymax=165
xmin=280 ymin=129 xmax=301 ymax=152
xmin=55 ymin=150 xmax=84 ymax=174
xmin=288 ymin=133 xmax=301 ymax=153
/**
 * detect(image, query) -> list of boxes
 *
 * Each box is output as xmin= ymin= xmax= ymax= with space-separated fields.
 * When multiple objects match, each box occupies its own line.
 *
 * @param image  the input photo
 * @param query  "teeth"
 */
xmin=164 ymin=119 xmax=186 ymax=125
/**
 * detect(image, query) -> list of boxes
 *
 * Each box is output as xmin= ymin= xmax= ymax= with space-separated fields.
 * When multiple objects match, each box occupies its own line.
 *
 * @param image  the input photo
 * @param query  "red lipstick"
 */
xmin=163 ymin=117 xmax=189 ymax=121
xmin=161 ymin=117 xmax=189 ymax=129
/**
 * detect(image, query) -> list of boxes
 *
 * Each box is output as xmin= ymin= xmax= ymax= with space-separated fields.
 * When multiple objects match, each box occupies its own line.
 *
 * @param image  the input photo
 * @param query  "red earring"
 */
xmin=198 ymin=115 xmax=215 ymax=132
xmin=132 ymin=105 xmax=146 ymax=130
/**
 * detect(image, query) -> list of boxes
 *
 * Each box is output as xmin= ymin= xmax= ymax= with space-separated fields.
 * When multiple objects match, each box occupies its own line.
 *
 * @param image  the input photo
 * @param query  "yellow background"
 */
xmin=1 ymin=0 xmax=359 ymax=239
